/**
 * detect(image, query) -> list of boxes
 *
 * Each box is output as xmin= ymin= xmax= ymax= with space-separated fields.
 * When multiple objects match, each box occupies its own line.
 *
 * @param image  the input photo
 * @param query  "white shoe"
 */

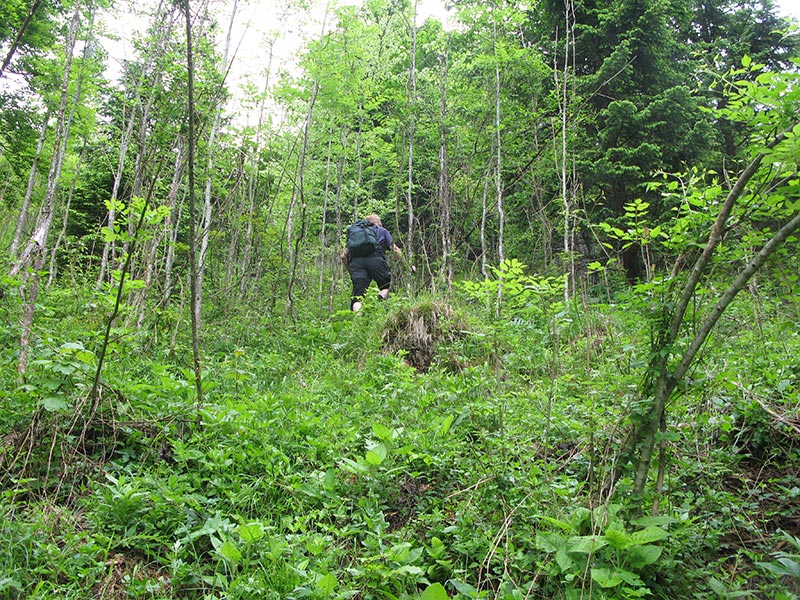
xmin=352 ymin=301 xmax=363 ymax=312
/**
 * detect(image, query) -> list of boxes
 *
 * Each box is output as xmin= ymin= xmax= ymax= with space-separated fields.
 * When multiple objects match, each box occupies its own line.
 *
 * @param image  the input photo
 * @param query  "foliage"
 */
xmin=536 ymin=504 xmax=677 ymax=599
xmin=1 ymin=0 xmax=799 ymax=598
xmin=0 ymin=264 xmax=797 ymax=598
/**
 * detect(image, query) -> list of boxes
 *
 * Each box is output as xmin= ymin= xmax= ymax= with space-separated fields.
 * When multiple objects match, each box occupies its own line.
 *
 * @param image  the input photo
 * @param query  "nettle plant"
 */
xmin=460 ymin=258 xmax=566 ymax=320
xmin=598 ymin=197 xmax=668 ymax=284
xmin=536 ymin=503 xmax=675 ymax=599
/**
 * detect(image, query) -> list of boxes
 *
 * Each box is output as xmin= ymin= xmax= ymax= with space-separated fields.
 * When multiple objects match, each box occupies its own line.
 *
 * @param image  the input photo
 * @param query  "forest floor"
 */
xmin=0 ymin=285 xmax=798 ymax=599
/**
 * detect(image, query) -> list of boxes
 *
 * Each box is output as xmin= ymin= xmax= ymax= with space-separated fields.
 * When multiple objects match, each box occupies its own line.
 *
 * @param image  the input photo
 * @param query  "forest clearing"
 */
xmin=1 ymin=0 xmax=799 ymax=597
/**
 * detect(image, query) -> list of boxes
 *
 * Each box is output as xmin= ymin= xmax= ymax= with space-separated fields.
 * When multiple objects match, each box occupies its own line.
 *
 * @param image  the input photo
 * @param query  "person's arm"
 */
xmin=389 ymin=243 xmax=416 ymax=272
xmin=341 ymin=247 xmax=351 ymax=275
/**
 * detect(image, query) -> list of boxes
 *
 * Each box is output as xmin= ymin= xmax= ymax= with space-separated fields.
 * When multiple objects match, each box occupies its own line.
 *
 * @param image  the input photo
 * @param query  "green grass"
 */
xmin=0 ymin=279 xmax=797 ymax=599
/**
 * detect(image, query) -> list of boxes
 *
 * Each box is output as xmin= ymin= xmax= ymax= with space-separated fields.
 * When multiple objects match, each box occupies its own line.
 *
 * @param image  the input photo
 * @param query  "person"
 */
xmin=341 ymin=214 xmax=404 ymax=311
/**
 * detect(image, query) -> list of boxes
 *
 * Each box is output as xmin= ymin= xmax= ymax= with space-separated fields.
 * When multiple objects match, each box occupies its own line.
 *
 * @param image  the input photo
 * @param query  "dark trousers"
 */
xmin=349 ymin=254 xmax=391 ymax=307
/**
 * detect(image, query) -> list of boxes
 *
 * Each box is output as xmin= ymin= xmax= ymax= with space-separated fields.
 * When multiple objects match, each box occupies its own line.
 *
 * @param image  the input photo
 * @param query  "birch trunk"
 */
xmin=196 ymin=0 xmax=237 ymax=328
xmin=96 ymin=95 xmax=136 ymax=287
xmin=183 ymin=0 xmax=203 ymax=415
xmin=558 ymin=0 xmax=576 ymax=302
xmin=405 ymin=0 xmax=417 ymax=270
xmin=137 ymin=141 xmax=186 ymax=328
xmin=493 ymin=20 xmax=505 ymax=266
xmin=318 ymin=127 xmax=334 ymax=306
xmin=286 ymin=81 xmax=318 ymax=317
xmin=438 ymin=43 xmax=452 ymax=294
xmin=10 ymin=111 xmax=49 ymax=260
xmin=11 ymin=0 xmax=83 ymax=376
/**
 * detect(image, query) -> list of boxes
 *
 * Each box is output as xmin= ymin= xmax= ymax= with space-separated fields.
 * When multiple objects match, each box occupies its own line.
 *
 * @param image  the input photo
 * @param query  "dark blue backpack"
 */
xmin=346 ymin=219 xmax=379 ymax=257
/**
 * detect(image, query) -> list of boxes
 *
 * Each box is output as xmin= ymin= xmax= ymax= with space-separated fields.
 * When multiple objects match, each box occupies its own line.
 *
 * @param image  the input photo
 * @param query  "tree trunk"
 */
xmin=558 ymin=0 xmax=576 ymax=302
xmin=438 ymin=43 xmax=452 ymax=294
xmin=480 ymin=161 xmax=491 ymax=278
xmin=0 ymin=0 xmax=45 ymax=78
xmin=10 ymin=110 xmax=49 ymax=260
xmin=240 ymin=52 xmax=274 ymax=301
xmin=11 ymin=0 xmax=83 ymax=377
xmin=96 ymin=88 xmax=137 ymax=287
xmin=196 ymin=0 xmax=237 ymax=327
xmin=318 ymin=126 xmax=334 ymax=306
xmin=286 ymin=81 xmax=318 ymax=317
xmin=183 ymin=0 xmax=203 ymax=417
xmin=622 ymin=129 xmax=797 ymax=495
xmin=137 ymin=141 xmax=186 ymax=328
xmin=493 ymin=20 xmax=505 ymax=266
xmin=48 ymin=141 xmax=85 ymax=287
xmin=405 ymin=0 xmax=417 ymax=272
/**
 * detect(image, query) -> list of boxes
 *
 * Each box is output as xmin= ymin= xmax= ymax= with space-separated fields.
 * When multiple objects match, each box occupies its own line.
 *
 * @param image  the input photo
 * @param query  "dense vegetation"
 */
xmin=1 ymin=0 xmax=798 ymax=598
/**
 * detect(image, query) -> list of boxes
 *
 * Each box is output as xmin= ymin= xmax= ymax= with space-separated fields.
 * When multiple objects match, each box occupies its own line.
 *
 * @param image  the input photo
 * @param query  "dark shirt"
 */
xmin=374 ymin=226 xmax=393 ymax=253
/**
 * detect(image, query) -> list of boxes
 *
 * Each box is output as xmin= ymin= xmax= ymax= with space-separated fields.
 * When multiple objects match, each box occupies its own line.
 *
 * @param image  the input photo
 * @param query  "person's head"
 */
xmin=365 ymin=214 xmax=382 ymax=227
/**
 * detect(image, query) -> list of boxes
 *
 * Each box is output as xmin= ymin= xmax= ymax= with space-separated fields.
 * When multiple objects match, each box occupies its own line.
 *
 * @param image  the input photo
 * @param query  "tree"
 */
xmin=0 ymin=0 xmax=58 ymax=79
xmin=11 ymin=0 xmax=86 ymax=376
xmin=617 ymin=60 xmax=800 ymax=497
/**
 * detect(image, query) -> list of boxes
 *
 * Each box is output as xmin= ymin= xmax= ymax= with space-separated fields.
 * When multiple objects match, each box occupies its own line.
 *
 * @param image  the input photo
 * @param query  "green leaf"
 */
xmin=428 ymin=536 xmax=446 ymax=559
xmin=372 ymin=422 xmax=392 ymax=440
xmin=420 ymin=583 xmax=449 ymax=599
xmin=603 ymin=528 xmax=629 ymax=549
xmin=218 ymin=541 xmax=242 ymax=563
xmin=365 ymin=443 xmax=388 ymax=465
xmin=60 ymin=342 xmax=84 ymax=351
xmin=238 ymin=522 xmax=265 ymax=542
xmin=41 ymin=396 xmax=69 ymax=412
xmin=449 ymin=579 xmax=478 ymax=596
xmin=567 ymin=535 xmax=609 ymax=554
xmin=438 ymin=414 xmax=454 ymax=436
xmin=591 ymin=567 xmax=623 ymax=588
xmin=627 ymin=544 xmax=663 ymax=568
xmin=101 ymin=226 xmax=117 ymax=242
xmin=628 ymin=526 xmax=669 ymax=545
xmin=538 ymin=515 xmax=574 ymax=532
xmin=338 ymin=457 xmax=369 ymax=473
xmin=556 ymin=547 xmax=576 ymax=572
xmin=316 ymin=573 xmax=338 ymax=594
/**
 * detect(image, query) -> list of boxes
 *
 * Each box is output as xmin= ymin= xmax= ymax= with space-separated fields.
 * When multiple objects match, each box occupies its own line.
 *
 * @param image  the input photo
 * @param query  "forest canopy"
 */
xmin=0 ymin=0 xmax=799 ymax=598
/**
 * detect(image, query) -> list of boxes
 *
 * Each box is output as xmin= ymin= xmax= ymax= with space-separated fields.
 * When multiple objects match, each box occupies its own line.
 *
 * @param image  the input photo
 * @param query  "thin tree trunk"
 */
xmin=0 ymin=0 xmax=45 ymax=78
xmin=438 ymin=43 xmax=452 ymax=294
xmin=97 ymin=91 xmax=137 ymax=287
xmin=11 ymin=0 xmax=83 ymax=375
xmin=318 ymin=126 xmax=334 ymax=306
xmin=100 ymin=0 xmax=179 ymax=286
xmin=46 ymin=25 xmax=95 ymax=286
xmin=286 ymin=81 xmax=318 ymax=317
xmin=328 ymin=147 xmax=346 ymax=313
xmin=10 ymin=111 xmax=49 ymax=260
xmin=240 ymin=41 xmax=275 ymax=301
xmin=197 ymin=0 xmax=237 ymax=327
xmin=164 ymin=190 xmax=185 ymax=304
xmin=558 ymin=0 xmax=576 ymax=302
xmin=493 ymin=20 xmax=504 ymax=266
xmin=137 ymin=141 xmax=186 ymax=328
xmin=625 ymin=130 xmax=797 ymax=495
xmin=183 ymin=0 xmax=203 ymax=418
xmin=405 ymin=0 xmax=417 ymax=271
xmin=48 ymin=141 xmax=85 ymax=287
xmin=480 ymin=161 xmax=491 ymax=278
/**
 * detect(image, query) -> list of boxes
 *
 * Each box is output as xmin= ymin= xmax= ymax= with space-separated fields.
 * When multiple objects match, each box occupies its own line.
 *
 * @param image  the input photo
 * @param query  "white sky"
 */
xmin=100 ymin=0 xmax=800 ymax=123
xmin=776 ymin=0 xmax=800 ymax=22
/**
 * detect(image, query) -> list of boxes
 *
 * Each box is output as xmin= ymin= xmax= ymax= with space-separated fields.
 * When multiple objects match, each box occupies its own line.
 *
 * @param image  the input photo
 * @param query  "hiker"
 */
xmin=341 ymin=214 xmax=406 ymax=311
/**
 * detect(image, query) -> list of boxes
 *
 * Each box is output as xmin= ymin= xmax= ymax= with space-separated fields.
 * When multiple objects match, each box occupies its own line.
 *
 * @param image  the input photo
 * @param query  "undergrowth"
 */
xmin=0 ymin=277 xmax=797 ymax=599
